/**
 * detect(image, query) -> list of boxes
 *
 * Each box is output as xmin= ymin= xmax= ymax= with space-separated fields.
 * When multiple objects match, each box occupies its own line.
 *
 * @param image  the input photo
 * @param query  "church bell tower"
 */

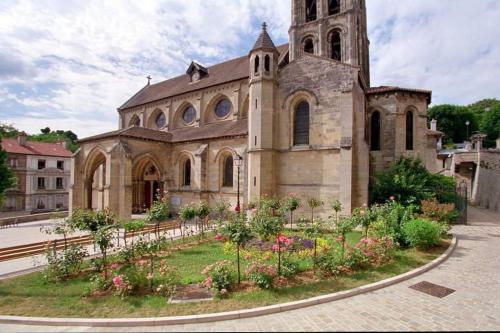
xmin=289 ymin=0 xmax=370 ymax=85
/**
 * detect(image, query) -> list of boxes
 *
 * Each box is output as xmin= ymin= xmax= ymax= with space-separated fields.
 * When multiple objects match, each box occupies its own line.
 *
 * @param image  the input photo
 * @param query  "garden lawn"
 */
xmin=0 ymin=231 xmax=450 ymax=318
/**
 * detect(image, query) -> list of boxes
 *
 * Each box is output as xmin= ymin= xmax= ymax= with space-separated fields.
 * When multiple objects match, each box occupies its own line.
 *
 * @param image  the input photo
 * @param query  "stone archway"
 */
xmin=132 ymin=157 xmax=162 ymax=214
xmin=83 ymin=150 xmax=107 ymax=211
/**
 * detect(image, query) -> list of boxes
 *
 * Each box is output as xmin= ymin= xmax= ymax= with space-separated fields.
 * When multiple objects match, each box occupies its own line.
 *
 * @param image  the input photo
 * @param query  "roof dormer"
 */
xmin=186 ymin=61 xmax=208 ymax=82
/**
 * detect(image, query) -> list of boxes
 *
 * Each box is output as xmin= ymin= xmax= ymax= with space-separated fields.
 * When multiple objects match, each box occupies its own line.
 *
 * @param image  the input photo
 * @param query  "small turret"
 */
xmin=249 ymin=23 xmax=279 ymax=82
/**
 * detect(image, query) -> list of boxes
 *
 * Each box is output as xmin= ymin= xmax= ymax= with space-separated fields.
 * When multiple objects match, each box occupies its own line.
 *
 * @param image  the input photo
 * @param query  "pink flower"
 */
xmin=110 ymin=263 xmax=120 ymax=270
xmin=277 ymin=234 xmax=287 ymax=244
xmin=203 ymin=276 xmax=212 ymax=288
xmin=215 ymin=234 xmax=224 ymax=241
xmin=271 ymin=244 xmax=280 ymax=252
xmin=220 ymin=288 xmax=228 ymax=295
xmin=389 ymin=196 xmax=396 ymax=201
xmin=113 ymin=275 xmax=123 ymax=287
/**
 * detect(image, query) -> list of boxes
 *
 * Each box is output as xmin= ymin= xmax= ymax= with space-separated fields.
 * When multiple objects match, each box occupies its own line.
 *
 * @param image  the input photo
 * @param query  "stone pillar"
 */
xmin=338 ymin=84 xmax=354 ymax=213
xmin=69 ymin=150 xmax=83 ymax=215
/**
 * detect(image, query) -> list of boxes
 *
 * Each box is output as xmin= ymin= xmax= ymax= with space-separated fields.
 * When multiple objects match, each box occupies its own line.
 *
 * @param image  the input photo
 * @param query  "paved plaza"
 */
xmin=1 ymin=206 xmax=500 ymax=332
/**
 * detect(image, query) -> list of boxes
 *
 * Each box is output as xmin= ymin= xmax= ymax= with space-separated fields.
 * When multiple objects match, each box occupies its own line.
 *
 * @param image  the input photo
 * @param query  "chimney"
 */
xmin=430 ymin=119 xmax=437 ymax=131
xmin=59 ymin=140 xmax=69 ymax=150
xmin=17 ymin=132 xmax=27 ymax=146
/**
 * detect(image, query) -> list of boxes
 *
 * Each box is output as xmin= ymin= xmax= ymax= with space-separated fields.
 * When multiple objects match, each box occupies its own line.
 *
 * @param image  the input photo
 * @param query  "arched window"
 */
xmin=182 ymin=105 xmax=196 ymax=124
xmin=222 ymin=155 xmax=234 ymax=187
xmin=305 ymin=0 xmax=317 ymax=22
xmin=331 ymin=30 xmax=341 ymax=61
xmin=406 ymin=111 xmax=414 ymax=151
xmin=183 ymin=159 xmax=191 ymax=186
xmin=329 ymin=0 xmax=340 ymax=15
xmin=254 ymin=55 xmax=260 ymax=74
xmin=215 ymin=99 xmax=231 ymax=118
xmin=130 ymin=115 xmax=140 ymax=127
xmin=370 ymin=111 xmax=381 ymax=151
xmin=264 ymin=55 xmax=270 ymax=72
xmin=155 ymin=112 xmax=166 ymax=128
xmin=294 ymin=101 xmax=310 ymax=145
xmin=304 ymin=38 xmax=314 ymax=54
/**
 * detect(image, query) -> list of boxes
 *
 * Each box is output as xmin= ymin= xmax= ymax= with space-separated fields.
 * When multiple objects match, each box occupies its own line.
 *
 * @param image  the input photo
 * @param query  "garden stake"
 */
xmin=237 ymin=244 xmax=241 ymax=285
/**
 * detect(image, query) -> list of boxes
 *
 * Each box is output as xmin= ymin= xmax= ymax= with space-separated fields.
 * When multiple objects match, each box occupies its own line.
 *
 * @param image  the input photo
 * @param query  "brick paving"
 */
xmin=1 ymin=206 xmax=500 ymax=332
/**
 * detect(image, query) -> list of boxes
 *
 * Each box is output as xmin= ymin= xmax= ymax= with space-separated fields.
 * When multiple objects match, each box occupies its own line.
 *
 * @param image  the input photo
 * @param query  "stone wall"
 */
xmin=474 ymin=151 xmax=500 ymax=212
xmin=367 ymin=92 xmax=435 ymax=173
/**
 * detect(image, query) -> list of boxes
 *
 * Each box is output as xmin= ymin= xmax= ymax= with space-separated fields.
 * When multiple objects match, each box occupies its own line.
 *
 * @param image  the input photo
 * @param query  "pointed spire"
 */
xmin=251 ymin=22 xmax=277 ymax=52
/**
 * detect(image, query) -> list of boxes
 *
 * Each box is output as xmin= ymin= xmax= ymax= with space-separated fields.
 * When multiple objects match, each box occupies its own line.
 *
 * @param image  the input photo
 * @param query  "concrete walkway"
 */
xmin=1 ymin=207 xmax=500 ymax=332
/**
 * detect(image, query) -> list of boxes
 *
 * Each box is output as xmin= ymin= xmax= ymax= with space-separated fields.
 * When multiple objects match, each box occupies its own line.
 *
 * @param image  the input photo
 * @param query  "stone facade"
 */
xmin=70 ymin=0 xmax=439 ymax=219
xmin=1 ymin=137 xmax=72 ymax=213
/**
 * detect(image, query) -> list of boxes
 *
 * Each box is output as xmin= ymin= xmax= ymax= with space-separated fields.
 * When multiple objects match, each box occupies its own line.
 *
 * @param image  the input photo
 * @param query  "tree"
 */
xmin=0 ymin=123 xmax=19 ymax=139
xmin=41 ymin=127 xmax=51 ymax=134
xmin=0 ymin=143 xmax=16 ymax=207
xmin=428 ymin=104 xmax=478 ymax=144
xmin=283 ymin=193 xmax=300 ymax=229
xmin=222 ymin=213 xmax=253 ymax=284
xmin=480 ymin=104 xmax=500 ymax=148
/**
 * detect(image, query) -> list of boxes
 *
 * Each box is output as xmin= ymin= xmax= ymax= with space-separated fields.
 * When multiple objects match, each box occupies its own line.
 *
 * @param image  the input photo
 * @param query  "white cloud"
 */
xmin=0 ymin=0 xmax=499 ymax=139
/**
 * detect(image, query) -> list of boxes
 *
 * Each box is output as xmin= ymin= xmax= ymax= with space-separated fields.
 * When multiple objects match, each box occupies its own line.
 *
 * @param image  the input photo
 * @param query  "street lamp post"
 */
xmin=234 ymin=154 xmax=243 ymax=213
xmin=466 ymin=120 xmax=470 ymax=142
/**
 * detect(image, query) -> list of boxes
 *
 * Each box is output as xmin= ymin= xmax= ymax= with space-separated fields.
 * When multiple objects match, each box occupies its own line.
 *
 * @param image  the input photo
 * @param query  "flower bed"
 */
xmin=0 ymin=195 xmax=454 ymax=318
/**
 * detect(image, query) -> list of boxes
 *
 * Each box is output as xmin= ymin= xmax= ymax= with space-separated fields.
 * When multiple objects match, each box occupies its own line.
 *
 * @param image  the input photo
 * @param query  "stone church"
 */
xmin=70 ymin=0 xmax=441 ymax=219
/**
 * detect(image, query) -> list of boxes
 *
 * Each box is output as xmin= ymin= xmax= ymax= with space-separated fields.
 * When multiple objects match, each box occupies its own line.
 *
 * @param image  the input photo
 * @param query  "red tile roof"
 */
xmin=119 ymin=44 xmax=289 ymax=110
xmin=1 ymin=139 xmax=73 ymax=158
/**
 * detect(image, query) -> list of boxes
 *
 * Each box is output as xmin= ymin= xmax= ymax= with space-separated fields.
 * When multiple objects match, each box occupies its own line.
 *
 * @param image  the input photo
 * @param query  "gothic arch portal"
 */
xmin=132 ymin=154 xmax=163 ymax=213
xmin=83 ymin=147 xmax=108 ymax=211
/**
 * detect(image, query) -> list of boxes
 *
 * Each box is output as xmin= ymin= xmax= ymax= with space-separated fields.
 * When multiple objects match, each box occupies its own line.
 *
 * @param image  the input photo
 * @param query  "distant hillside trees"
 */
xmin=0 ymin=124 xmax=79 ymax=152
xmin=428 ymin=98 xmax=500 ymax=148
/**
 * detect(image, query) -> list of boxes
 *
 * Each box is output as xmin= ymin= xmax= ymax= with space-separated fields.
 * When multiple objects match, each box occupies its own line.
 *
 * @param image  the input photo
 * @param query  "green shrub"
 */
xmin=281 ymin=257 xmax=301 ymax=278
xmin=43 ymin=245 xmax=88 ymax=282
xmin=370 ymin=202 xmax=415 ymax=247
xmin=370 ymin=157 xmax=456 ymax=206
xmin=402 ymin=219 xmax=442 ymax=249
xmin=202 ymin=260 xmax=234 ymax=293
xmin=250 ymin=209 xmax=284 ymax=241
xmin=245 ymin=262 xmax=278 ymax=289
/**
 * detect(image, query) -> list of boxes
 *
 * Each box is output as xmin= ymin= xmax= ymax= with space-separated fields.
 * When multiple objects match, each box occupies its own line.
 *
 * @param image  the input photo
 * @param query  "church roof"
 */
xmin=119 ymin=44 xmax=288 ymax=110
xmin=1 ymin=138 xmax=73 ymax=158
xmin=78 ymin=119 xmax=248 ymax=144
xmin=367 ymin=86 xmax=432 ymax=103
xmin=78 ymin=126 xmax=172 ymax=144
xmin=251 ymin=23 xmax=277 ymax=52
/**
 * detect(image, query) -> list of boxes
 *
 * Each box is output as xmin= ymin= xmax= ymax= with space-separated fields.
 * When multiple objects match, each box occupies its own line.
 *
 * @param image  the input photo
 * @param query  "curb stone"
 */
xmin=0 ymin=236 xmax=458 ymax=327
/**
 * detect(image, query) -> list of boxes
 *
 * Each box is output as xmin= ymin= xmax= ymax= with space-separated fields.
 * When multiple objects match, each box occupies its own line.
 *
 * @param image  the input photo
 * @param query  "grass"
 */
xmin=0 ymin=231 xmax=450 ymax=318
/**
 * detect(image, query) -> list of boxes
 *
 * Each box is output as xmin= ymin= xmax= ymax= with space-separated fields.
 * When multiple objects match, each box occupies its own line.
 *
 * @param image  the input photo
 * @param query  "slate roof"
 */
xmin=78 ymin=126 xmax=172 ymax=144
xmin=367 ymin=86 xmax=432 ymax=103
xmin=1 ymin=138 xmax=73 ymax=158
xmin=251 ymin=23 xmax=277 ymax=51
xmin=78 ymin=119 xmax=248 ymax=144
xmin=119 ymin=44 xmax=288 ymax=110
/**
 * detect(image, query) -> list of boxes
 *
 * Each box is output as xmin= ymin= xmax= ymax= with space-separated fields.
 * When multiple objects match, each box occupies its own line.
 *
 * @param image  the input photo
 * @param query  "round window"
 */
xmin=155 ymin=112 xmax=166 ymax=128
xmin=215 ymin=99 xmax=231 ymax=119
xmin=182 ymin=106 xmax=196 ymax=124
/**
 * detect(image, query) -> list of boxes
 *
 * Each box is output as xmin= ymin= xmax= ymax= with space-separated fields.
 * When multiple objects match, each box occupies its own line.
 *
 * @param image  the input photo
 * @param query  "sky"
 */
xmin=0 ymin=0 xmax=499 ymax=139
